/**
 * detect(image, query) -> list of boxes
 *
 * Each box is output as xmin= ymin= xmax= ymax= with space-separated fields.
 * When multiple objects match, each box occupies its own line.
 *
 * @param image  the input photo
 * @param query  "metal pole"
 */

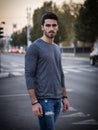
xmin=0 ymin=51 xmax=1 ymax=72
xmin=0 ymin=21 xmax=5 ymax=73
xmin=26 ymin=7 xmax=31 ymax=47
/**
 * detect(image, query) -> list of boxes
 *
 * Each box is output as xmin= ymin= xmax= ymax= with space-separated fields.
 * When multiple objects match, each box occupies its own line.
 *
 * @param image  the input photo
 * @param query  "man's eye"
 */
xmin=45 ymin=24 xmax=57 ymax=27
xmin=52 ymin=24 xmax=57 ymax=27
xmin=45 ymin=24 xmax=51 ymax=27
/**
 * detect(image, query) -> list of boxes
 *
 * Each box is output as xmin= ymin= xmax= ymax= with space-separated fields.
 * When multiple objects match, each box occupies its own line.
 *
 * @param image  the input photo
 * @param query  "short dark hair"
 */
xmin=41 ymin=12 xmax=58 ymax=25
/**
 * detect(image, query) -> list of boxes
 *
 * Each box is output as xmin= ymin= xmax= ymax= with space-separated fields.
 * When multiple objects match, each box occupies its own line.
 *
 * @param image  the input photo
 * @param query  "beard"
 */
xmin=44 ymin=30 xmax=56 ymax=39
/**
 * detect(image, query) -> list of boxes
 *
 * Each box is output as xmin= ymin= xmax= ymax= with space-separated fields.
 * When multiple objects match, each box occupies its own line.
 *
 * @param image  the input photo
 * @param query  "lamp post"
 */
xmin=0 ymin=21 xmax=5 ymax=73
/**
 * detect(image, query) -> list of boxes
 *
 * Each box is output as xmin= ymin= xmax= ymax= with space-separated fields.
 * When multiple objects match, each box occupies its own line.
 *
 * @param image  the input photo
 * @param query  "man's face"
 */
xmin=41 ymin=19 xmax=58 ymax=39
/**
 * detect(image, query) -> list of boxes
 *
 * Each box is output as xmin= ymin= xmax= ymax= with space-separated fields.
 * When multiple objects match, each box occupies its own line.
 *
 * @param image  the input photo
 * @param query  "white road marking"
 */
xmin=72 ymin=119 xmax=98 ymax=125
xmin=65 ymin=68 xmax=82 ymax=73
xmin=63 ymin=65 xmax=98 ymax=73
xmin=66 ymin=88 xmax=74 ymax=92
xmin=0 ymin=93 xmax=29 ymax=98
xmin=63 ymin=65 xmax=90 ymax=69
xmin=10 ymin=63 xmax=20 ymax=67
xmin=79 ymin=68 xmax=95 ymax=72
xmin=64 ymin=70 xmax=68 ymax=74
xmin=69 ymin=107 xmax=77 ymax=112
xmin=10 ymin=72 xmax=24 ymax=76
xmin=60 ymin=112 xmax=90 ymax=118
xmin=11 ymin=68 xmax=24 ymax=71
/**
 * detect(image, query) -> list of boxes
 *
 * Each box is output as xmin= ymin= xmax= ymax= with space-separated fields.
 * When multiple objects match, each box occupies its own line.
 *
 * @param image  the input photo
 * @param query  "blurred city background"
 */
xmin=0 ymin=0 xmax=98 ymax=130
xmin=0 ymin=0 xmax=94 ymax=53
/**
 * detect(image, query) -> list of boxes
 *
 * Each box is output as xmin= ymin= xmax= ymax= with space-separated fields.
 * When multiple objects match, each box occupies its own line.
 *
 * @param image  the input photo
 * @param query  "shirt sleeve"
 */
xmin=60 ymin=51 xmax=65 ymax=88
xmin=25 ymin=43 xmax=39 ymax=90
xmin=61 ymin=66 xmax=65 ymax=88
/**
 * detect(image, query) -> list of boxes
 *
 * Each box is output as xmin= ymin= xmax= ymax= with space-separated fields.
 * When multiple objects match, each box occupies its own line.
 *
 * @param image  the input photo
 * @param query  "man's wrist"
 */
xmin=62 ymin=95 xmax=68 ymax=99
xmin=32 ymin=100 xmax=39 ymax=105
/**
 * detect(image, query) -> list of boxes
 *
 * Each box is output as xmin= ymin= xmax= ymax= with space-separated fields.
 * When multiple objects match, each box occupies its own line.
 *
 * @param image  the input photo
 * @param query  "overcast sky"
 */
xmin=0 ymin=0 xmax=84 ymax=36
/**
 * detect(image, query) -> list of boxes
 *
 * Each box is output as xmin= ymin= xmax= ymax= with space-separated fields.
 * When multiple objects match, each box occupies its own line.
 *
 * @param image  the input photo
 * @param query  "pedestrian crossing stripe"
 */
xmin=60 ymin=111 xmax=98 ymax=125
xmin=63 ymin=67 xmax=98 ymax=73
xmin=60 ymin=112 xmax=90 ymax=118
xmin=10 ymin=63 xmax=24 ymax=67
xmin=78 ymin=68 xmax=94 ymax=72
xmin=11 ymin=68 xmax=24 ymax=71
xmin=66 ymin=88 xmax=74 ymax=92
xmin=72 ymin=119 xmax=98 ymax=125
xmin=64 ymin=68 xmax=82 ymax=73
xmin=10 ymin=72 xmax=24 ymax=76
xmin=63 ymin=70 xmax=68 ymax=73
xmin=2 ymin=62 xmax=98 ymax=75
xmin=60 ymin=106 xmax=77 ymax=112
xmin=69 ymin=107 xmax=77 ymax=111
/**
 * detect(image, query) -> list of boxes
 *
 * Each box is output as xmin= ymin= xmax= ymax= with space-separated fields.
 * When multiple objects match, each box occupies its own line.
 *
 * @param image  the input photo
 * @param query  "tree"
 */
xmin=61 ymin=1 xmax=81 ymax=45
xmin=10 ymin=1 xmax=82 ymax=47
xmin=10 ymin=27 xmax=27 ymax=47
xmin=75 ymin=0 xmax=98 ymax=45
xmin=10 ymin=31 xmax=19 ymax=46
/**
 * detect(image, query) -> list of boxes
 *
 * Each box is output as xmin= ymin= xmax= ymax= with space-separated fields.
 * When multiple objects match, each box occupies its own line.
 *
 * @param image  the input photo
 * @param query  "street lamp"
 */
xmin=0 ymin=21 xmax=5 ymax=73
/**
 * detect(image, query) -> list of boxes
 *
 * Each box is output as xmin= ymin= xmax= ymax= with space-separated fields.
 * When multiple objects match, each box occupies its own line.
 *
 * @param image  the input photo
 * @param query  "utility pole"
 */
xmin=26 ymin=7 xmax=31 ymax=47
xmin=12 ymin=23 xmax=17 ymax=33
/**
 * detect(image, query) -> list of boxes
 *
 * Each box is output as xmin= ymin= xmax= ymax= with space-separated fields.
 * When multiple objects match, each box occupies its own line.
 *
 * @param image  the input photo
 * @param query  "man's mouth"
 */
xmin=49 ymin=31 xmax=55 ymax=33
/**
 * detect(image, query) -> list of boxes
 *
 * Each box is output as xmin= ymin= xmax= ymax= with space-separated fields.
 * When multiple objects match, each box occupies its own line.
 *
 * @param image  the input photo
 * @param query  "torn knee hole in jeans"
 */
xmin=45 ymin=111 xmax=54 ymax=116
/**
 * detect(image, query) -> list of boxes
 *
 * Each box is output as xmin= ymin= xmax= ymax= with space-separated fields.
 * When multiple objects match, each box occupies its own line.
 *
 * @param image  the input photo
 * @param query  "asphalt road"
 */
xmin=0 ymin=53 xmax=98 ymax=130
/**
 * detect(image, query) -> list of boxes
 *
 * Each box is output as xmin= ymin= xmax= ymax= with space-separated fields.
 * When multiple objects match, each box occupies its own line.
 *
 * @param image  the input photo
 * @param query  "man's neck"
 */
xmin=41 ymin=36 xmax=54 ymax=44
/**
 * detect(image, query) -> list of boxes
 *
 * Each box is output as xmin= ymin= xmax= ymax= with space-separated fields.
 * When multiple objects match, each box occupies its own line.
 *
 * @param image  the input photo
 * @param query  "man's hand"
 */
xmin=32 ymin=103 xmax=43 ymax=116
xmin=62 ymin=98 xmax=70 ymax=112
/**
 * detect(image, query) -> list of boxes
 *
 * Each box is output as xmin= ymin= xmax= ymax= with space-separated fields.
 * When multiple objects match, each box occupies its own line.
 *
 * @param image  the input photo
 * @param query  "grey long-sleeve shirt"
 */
xmin=25 ymin=39 xmax=65 ymax=99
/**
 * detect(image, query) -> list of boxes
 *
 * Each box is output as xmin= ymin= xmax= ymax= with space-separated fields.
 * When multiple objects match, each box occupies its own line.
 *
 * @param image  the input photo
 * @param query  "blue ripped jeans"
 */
xmin=38 ymin=99 xmax=61 ymax=130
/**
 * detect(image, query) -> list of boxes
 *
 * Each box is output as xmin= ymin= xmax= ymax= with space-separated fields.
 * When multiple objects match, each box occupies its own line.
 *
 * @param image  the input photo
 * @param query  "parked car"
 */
xmin=18 ymin=48 xmax=25 ymax=54
xmin=90 ymin=40 xmax=98 ymax=65
xmin=8 ymin=48 xmax=19 ymax=53
xmin=8 ymin=48 xmax=25 ymax=54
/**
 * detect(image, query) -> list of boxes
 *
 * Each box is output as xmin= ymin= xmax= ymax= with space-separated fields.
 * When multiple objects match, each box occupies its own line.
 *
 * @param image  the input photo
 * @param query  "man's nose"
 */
xmin=50 ymin=26 xmax=54 ymax=30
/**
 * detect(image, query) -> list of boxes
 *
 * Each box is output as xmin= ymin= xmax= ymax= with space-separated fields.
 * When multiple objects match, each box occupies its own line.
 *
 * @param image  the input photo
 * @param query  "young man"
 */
xmin=25 ymin=12 xmax=70 ymax=130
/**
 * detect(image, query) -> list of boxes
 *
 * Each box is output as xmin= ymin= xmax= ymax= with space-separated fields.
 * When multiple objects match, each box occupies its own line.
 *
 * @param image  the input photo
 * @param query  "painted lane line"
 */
xmin=69 ymin=107 xmax=77 ymax=112
xmin=72 ymin=119 xmax=98 ymax=125
xmin=66 ymin=68 xmax=82 ymax=73
xmin=66 ymin=88 xmax=74 ymax=92
xmin=60 ymin=112 xmax=90 ymax=118
xmin=64 ymin=70 xmax=68 ymax=74
xmin=10 ymin=72 xmax=24 ymax=76
xmin=79 ymin=68 xmax=95 ymax=72
xmin=0 ymin=93 xmax=29 ymax=98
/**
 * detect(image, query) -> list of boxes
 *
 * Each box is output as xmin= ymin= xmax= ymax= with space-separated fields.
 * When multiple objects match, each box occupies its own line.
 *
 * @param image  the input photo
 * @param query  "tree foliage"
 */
xmin=10 ymin=1 xmax=81 ymax=46
xmin=75 ymin=0 xmax=98 ymax=44
xmin=30 ymin=1 xmax=81 ymax=45
xmin=30 ymin=1 xmax=67 ymax=44
xmin=10 ymin=27 xmax=27 ymax=47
